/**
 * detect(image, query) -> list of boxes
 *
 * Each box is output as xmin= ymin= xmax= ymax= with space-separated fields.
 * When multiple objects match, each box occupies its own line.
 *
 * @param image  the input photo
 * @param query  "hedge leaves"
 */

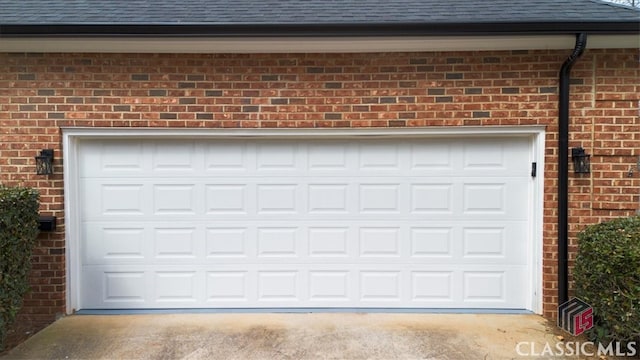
xmin=574 ymin=216 xmax=640 ymax=345
xmin=0 ymin=186 xmax=39 ymax=351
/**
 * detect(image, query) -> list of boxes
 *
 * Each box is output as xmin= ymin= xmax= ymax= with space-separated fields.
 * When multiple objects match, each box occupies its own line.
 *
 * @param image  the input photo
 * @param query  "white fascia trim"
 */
xmin=3 ymin=34 xmax=638 ymax=53
xmin=62 ymin=126 xmax=546 ymax=139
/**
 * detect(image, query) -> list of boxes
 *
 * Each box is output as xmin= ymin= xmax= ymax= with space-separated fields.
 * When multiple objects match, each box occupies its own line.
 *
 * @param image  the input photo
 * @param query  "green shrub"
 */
xmin=574 ymin=216 xmax=640 ymax=344
xmin=0 ymin=186 xmax=39 ymax=351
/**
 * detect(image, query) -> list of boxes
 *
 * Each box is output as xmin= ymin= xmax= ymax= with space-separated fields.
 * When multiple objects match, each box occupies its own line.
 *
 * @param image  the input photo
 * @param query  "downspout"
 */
xmin=558 ymin=33 xmax=587 ymax=307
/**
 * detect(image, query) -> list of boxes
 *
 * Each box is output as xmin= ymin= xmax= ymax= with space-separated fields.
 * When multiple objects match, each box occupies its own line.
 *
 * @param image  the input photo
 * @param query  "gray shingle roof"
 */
xmin=0 ymin=0 xmax=637 ymax=37
xmin=1 ymin=0 xmax=638 ymax=25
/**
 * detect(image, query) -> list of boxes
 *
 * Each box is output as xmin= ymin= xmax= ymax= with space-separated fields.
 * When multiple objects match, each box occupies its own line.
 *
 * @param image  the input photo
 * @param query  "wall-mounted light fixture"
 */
xmin=35 ymin=149 xmax=54 ymax=175
xmin=571 ymin=147 xmax=590 ymax=174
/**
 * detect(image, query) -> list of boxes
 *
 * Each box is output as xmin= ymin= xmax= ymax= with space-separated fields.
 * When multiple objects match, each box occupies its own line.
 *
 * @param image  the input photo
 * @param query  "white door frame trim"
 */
xmin=63 ymin=126 xmax=545 ymax=314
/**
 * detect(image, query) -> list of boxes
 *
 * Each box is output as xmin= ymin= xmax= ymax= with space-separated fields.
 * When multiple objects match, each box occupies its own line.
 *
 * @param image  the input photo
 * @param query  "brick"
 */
xmin=324 ymin=113 xmax=342 ymax=120
xmin=242 ymin=106 xmax=259 ymax=112
xmin=502 ymin=87 xmax=520 ymax=94
xmin=325 ymin=82 xmax=342 ymax=89
xmin=47 ymin=113 xmax=65 ymax=119
xmin=473 ymin=111 xmax=491 ymax=118
xmin=271 ymin=98 xmax=288 ymax=105
xmin=179 ymin=98 xmax=196 ymax=105
xmin=1 ymin=48 xmax=637 ymax=328
xmin=18 ymin=73 xmax=36 ymax=80
xmin=435 ymin=96 xmax=453 ymax=103
xmin=131 ymin=74 xmax=149 ymax=81
xmin=428 ymin=88 xmax=445 ymax=95
xmin=445 ymin=73 xmax=463 ymax=80
xmin=19 ymin=105 xmax=36 ymax=111
xmin=37 ymin=89 xmax=55 ymax=96
xmin=483 ymin=57 xmax=501 ymax=63
xmin=196 ymin=113 xmax=214 ymax=120
xmin=416 ymin=65 xmax=435 ymax=72
xmin=93 ymin=90 xmax=110 ymax=96
xmin=113 ymin=105 xmax=131 ymax=112
xmin=187 ymin=74 xmax=205 ymax=81
xmin=66 ymin=97 xmax=84 ymax=104
xmin=149 ymin=89 xmax=167 ymax=96
xmin=205 ymin=90 xmax=223 ymax=97
xmin=160 ymin=113 xmax=177 ymax=119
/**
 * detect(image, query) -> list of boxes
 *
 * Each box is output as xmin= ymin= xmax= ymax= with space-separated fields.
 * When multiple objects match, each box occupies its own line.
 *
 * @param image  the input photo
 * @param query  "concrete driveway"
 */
xmin=2 ymin=313 xmax=567 ymax=359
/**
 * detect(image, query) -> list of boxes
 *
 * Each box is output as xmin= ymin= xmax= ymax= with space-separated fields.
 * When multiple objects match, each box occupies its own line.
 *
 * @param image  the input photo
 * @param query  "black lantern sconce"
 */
xmin=35 ymin=149 xmax=54 ymax=175
xmin=571 ymin=147 xmax=590 ymax=174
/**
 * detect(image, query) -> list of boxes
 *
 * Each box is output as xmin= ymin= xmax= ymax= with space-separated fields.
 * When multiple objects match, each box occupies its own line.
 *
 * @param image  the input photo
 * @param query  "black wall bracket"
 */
xmin=38 ymin=215 xmax=56 ymax=232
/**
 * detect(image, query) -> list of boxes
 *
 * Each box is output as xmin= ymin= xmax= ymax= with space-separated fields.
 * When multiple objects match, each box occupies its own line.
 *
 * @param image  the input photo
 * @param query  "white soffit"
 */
xmin=1 ymin=35 xmax=638 ymax=53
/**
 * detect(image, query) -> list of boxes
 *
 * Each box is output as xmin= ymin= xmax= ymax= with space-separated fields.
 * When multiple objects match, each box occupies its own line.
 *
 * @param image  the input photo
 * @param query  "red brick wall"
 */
xmin=0 ymin=49 xmax=638 ymax=325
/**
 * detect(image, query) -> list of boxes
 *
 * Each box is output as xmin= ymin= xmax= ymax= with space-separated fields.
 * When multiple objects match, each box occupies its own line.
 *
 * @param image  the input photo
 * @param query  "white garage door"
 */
xmin=77 ymin=136 xmax=533 ymax=310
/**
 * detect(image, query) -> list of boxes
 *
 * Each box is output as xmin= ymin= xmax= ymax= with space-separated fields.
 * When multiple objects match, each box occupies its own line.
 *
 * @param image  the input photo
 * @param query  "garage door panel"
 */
xmin=205 ymin=184 xmax=249 ymax=214
xmin=256 ymin=184 xmax=299 ymax=214
xmin=410 ymin=183 xmax=454 ymax=214
xmin=82 ymin=179 xmax=527 ymax=220
xmin=205 ymin=143 xmax=248 ymax=172
xmin=154 ymin=227 xmax=199 ymax=259
xmin=256 ymin=227 xmax=300 ymax=257
xmin=463 ymin=142 xmax=510 ymax=171
xmin=206 ymin=271 xmax=250 ymax=302
xmin=308 ymin=270 xmax=351 ymax=301
xmin=153 ymin=184 xmax=199 ymax=215
xmin=154 ymin=271 xmax=201 ymax=304
xmin=410 ymin=227 xmax=453 ymax=257
xmin=206 ymin=227 xmax=249 ymax=258
xmin=359 ymin=227 xmax=401 ymax=257
xmin=80 ymin=264 xmax=529 ymax=309
xmin=461 ymin=224 xmax=528 ymax=264
xmin=151 ymin=142 xmax=198 ymax=172
xmin=308 ymin=184 xmax=350 ymax=214
xmin=78 ymin=137 xmax=534 ymax=310
xmin=82 ymin=224 xmax=148 ymax=264
xmin=307 ymin=143 xmax=350 ymax=170
xmin=461 ymin=179 xmax=529 ymax=220
xmin=410 ymin=142 xmax=453 ymax=171
xmin=81 ymin=268 xmax=150 ymax=307
xmin=256 ymin=143 xmax=300 ymax=170
xmin=81 ymin=180 xmax=150 ymax=219
xmin=83 ymin=221 xmax=527 ymax=265
xmin=460 ymin=266 xmax=529 ymax=307
xmin=461 ymin=138 xmax=530 ymax=174
xmin=308 ymin=227 xmax=350 ymax=257
xmin=79 ymin=140 xmax=146 ymax=177
xmin=358 ymin=143 xmax=402 ymax=170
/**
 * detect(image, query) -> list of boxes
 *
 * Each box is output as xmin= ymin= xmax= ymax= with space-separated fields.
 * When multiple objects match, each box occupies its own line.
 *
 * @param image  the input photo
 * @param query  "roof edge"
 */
xmin=2 ymin=35 xmax=638 ymax=53
xmin=1 ymin=22 xmax=640 ymax=37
